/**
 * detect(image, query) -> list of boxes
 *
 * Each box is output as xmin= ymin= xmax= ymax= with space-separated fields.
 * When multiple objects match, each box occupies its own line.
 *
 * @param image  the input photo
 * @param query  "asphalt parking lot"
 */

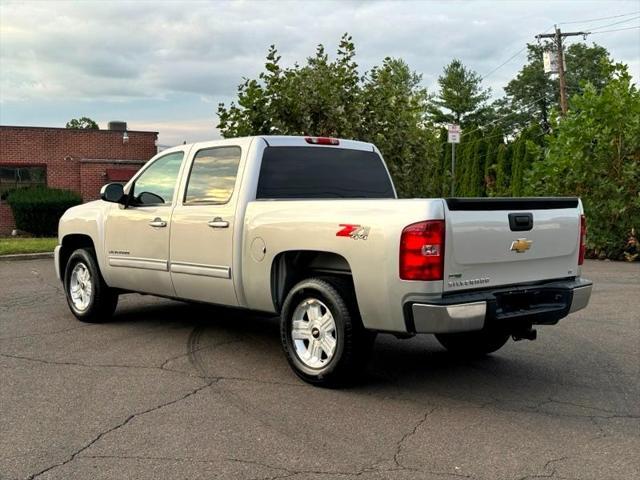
xmin=0 ymin=259 xmax=638 ymax=480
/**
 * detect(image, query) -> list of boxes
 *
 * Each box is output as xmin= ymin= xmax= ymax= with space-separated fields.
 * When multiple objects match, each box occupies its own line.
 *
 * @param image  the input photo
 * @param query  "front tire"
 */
xmin=280 ymin=277 xmax=375 ymax=387
xmin=435 ymin=327 xmax=510 ymax=357
xmin=64 ymin=248 xmax=118 ymax=323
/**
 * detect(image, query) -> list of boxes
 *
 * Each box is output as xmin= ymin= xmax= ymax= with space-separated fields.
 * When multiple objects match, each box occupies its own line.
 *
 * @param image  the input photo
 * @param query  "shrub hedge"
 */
xmin=6 ymin=187 xmax=82 ymax=236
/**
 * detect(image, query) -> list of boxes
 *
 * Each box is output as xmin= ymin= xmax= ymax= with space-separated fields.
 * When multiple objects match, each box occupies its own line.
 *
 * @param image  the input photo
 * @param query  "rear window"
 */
xmin=256 ymin=146 xmax=395 ymax=199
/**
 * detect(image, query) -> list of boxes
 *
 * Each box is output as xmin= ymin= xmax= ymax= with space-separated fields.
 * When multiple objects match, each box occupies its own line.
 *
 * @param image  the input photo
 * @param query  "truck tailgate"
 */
xmin=443 ymin=198 xmax=581 ymax=292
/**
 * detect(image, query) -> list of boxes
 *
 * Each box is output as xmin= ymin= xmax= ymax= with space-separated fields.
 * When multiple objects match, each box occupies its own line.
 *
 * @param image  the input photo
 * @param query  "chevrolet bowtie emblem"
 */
xmin=510 ymin=238 xmax=532 ymax=253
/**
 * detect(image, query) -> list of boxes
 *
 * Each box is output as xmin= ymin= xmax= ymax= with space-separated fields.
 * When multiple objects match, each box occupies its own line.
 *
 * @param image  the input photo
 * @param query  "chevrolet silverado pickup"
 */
xmin=55 ymin=135 xmax=592 ymax=385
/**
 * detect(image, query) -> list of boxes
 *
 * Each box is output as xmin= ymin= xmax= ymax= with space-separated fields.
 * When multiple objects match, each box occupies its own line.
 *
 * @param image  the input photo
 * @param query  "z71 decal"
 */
xmin=336 ymin=224 xmax=370 ymax=240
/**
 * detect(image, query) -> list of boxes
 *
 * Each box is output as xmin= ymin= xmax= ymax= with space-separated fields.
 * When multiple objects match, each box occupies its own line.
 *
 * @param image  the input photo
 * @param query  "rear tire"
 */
xmin=435 ymin=327 xmax=509 ymax=357
xmin=64 ymin=248 xmax=118 ymax=323
xmin=280 ymin=277 xmax=375 ymax=387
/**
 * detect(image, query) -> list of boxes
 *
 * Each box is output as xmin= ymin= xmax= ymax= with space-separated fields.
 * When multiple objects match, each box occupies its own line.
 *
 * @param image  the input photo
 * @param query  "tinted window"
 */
xmin=185 ymin=146 xmax=241 ymax=204
xmin=132 ymin=152 xmax=183 ymax=206
xmin=256 ymin=147 xmax=395 ymax=199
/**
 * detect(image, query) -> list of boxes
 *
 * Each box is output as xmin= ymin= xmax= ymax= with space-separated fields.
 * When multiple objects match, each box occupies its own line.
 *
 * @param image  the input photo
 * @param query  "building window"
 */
xmin=0 ymin=166 xmax=47 ymax=200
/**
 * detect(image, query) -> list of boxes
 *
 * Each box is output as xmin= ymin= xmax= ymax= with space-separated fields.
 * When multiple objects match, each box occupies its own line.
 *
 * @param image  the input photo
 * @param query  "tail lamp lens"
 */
xmin=400 ymin=220 xmax=445 ymax=281
xmin=578 ymin=214 xmax=587 ymax=265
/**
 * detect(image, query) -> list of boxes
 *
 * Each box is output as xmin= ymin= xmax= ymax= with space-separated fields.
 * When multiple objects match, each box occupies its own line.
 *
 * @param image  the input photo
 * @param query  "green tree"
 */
xmin=483 ymin=128 xmax=504 ymax=196
xmin=494 ymin=143 xmax=511 ymax=196
xmin=428 ymin=59 xmax=491 ymax=127
xmin=217 ymin=34 xmax=440 ymax=198
xmin=217 ymin=35 xmax=362 ymax=138
xmin=565 ymin=43 xmax=612 ymax=93
xmin=501 ymin=42 xmax=614 ymax=136
xmin=65 ymin=117 xmax=99 ymax=129
xmin=442 ymin=131 xmax=453 ymax=196
xmin=470 ymin=135 xmax=486 ymax=196
xmin=510 ymin=139 xmax=526 ymax=196
xmin=360 ymin=58 xmax=438 ymax=197
xmin=457 ymin=131 xmax=485 ymax=196
xmin=525 ymin=65 xmax=640 ymax=258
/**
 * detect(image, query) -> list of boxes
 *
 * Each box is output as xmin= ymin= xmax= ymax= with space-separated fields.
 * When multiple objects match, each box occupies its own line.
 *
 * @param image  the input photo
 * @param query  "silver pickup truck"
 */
xmin=55 ymin=135 xmax=592 ymax=385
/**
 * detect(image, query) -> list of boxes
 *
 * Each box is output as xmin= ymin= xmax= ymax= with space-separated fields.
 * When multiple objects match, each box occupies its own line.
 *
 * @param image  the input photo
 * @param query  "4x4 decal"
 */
xmin=336 ymin=224 xmax=370 ymax=240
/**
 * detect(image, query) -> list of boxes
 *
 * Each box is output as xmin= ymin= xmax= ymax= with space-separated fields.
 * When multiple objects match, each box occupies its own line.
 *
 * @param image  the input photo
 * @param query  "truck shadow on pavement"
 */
xmin=109 ymin=295 xmax=574 ymax=405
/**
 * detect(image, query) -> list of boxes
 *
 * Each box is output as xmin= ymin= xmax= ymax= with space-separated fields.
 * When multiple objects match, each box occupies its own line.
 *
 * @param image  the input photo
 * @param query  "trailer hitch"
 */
xmin=512 ymin=326 xmax=537 ymax=342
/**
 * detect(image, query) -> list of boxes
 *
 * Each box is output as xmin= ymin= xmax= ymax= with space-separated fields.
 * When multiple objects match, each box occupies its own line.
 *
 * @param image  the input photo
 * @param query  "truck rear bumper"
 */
xmin=407 ymin=278 xmax=592 ymax=334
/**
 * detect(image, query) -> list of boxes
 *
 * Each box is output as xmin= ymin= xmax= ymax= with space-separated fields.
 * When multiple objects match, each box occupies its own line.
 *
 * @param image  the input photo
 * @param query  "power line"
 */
xmin=461 ymin=94 xmax=548 ymax=138
xmin=480 ymin=25 xmax=555 ymax=81
xmin=480 ymin=46 xmax=529 ymax=81
xmin=589 ymin=25 xmax=640 ymax=34
xmin=558 ymin=11 xmax=640 ymax=26
xmin=438 ymin=95 xmax=547 ymax=148
xmin=588 ymin=14 xmax=640 ymax=31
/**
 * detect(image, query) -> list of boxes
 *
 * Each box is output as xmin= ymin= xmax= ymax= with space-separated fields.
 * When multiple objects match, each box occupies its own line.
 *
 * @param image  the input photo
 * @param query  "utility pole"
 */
xmin=536 ymin=25 xmax=588 ymax=116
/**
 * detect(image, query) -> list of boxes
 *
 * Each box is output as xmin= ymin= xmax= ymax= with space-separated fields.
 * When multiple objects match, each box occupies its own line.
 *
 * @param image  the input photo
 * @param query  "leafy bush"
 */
xmin=6 ymin=187 xmax=82 ymax=237
xmin=525 ymin=65 xmax=640 ymax=259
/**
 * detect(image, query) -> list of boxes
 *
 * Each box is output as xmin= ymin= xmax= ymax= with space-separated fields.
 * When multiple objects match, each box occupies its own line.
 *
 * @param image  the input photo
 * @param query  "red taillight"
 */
xmin=400 ymin=220 xmax=445 ymax=281
xmin=305 ymin=136 xmax=340 ymax=145
xmin=578 ymin=214 xmax=587 ymax=265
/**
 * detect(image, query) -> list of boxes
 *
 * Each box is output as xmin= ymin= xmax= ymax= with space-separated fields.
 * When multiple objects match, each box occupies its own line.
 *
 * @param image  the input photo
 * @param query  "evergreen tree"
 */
xmin=471 ymin=136 xmax=486 ymax=196
xmin=483 ymin=128 xmax=503 ymax=196
xmin=428 ymin=59 xmax=491 ymax=127
xmin=510 ymin=139 xmax=525 ymax=196
xmin=495 ymin=143 xmax=511 ymax=196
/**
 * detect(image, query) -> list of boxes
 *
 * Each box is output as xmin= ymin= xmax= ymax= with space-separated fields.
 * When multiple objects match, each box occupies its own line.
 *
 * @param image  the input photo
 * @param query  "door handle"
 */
xmin=149 ymin=217 xmax=167 ymax=228
xmin=208 ymin=217 xmax=229 ymax=228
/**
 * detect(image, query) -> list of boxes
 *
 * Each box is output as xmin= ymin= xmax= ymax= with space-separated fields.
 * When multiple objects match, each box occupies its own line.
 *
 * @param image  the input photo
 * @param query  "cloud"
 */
xmin=1 ymin=0 xmax=638 ymax=144
xmin=128 ymin=118 xmax=221 ymax=147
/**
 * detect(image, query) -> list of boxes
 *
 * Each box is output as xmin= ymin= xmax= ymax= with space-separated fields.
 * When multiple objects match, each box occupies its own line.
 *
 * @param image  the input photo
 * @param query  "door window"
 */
xmin=131 ymin=152 xmax=183 ymax=206
xmin=184 ymin=146 xmax=241 ymax=204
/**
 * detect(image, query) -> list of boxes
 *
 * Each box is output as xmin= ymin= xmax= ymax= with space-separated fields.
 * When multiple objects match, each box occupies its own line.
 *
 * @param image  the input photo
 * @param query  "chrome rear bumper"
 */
xmin=408 ymin=278 xmax=593 ymax=334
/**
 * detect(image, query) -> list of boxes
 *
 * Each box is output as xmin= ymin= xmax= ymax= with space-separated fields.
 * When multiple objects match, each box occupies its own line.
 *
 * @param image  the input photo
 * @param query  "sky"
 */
xmin=1 ymin=0 xmax=639 ymax=146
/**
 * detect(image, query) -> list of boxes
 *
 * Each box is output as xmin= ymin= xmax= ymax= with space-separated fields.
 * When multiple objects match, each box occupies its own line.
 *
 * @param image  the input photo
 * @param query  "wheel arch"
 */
xmin=270 ymin=250 xmax=355 ymax=313
xmin=59 ymin=233 xmax=96 ymax=278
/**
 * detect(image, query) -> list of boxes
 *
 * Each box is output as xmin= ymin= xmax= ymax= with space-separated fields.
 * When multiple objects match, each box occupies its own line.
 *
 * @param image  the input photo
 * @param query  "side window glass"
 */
xmin=131 ymin=152 xmax=183 ymax=206
xmin=184 ymin=146 xmax=241 ymax=204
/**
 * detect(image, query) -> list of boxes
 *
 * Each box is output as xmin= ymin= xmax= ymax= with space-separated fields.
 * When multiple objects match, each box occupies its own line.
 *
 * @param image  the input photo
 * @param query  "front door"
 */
xmin=104 ymin=150 xmax=185 ymax=296
xmin=169 ymin=145 xmax=241 ymax=306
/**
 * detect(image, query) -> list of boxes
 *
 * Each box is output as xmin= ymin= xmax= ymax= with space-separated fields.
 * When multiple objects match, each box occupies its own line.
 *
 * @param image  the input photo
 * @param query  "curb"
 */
xmin=0 ymin=252 xmax=54 ymax=261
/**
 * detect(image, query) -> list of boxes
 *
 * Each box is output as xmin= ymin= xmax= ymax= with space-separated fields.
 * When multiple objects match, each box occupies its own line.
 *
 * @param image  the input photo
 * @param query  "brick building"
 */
xmin=0 ymin=124 xmax=158 ymax=235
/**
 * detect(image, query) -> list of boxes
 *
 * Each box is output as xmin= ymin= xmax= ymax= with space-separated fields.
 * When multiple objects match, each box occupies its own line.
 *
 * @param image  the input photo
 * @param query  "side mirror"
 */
xmin=100 ymin=183 xmax=125 ymax=204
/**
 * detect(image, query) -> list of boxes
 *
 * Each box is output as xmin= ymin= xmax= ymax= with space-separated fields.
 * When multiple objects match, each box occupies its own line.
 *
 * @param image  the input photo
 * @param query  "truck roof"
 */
xmin=181 ymin=135 xmax=376 ymax=152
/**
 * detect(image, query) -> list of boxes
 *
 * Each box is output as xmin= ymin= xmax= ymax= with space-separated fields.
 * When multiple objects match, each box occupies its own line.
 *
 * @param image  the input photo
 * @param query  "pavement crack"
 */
xmin=26 ymin=379 xmax=218 ymax=480
xmin=513 ymin=456 xmax=569 ymax=480
xmin=393 ymin=406 xmax=437 ymax=469
xmin=0 ymin=352 xmax=161 ymax=372
xmin=79 ymin=453 xmax=224 ymax=464
xmin=0 ymin=323 xmax=94 ymax=341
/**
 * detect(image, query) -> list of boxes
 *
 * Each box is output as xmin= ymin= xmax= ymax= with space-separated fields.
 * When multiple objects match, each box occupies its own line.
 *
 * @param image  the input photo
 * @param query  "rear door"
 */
xmin=443 ymin=198 xmax=582 ymax=292
xmin=169 ymin=144 xmax=243 ymax=306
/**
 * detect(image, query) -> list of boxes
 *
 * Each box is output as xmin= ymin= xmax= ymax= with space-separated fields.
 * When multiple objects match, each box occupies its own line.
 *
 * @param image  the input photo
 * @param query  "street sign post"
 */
xmin=447 ymin=124 xmax=461 ymax=144
xmin=448 ymin=124 xmax=461 ymax=196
